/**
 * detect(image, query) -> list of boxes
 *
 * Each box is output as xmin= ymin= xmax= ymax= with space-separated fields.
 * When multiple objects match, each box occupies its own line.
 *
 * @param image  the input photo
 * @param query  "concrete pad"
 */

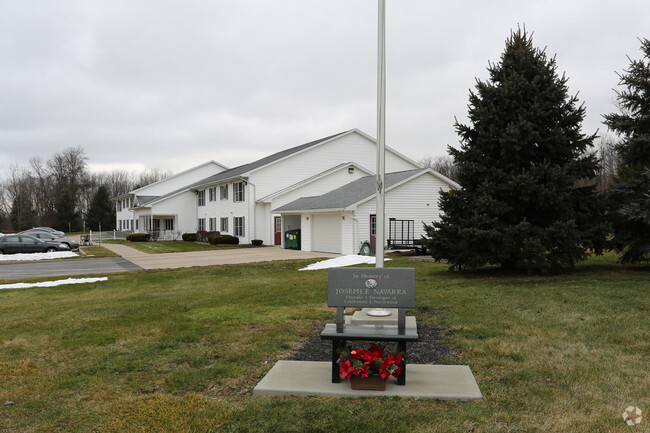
xmin=253 ymin=361 xmax=482 ymax=400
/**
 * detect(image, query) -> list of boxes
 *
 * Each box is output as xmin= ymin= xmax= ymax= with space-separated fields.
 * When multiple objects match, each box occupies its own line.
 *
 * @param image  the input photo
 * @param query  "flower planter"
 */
xmin=349 ymin=374 xmax=387 ymax=391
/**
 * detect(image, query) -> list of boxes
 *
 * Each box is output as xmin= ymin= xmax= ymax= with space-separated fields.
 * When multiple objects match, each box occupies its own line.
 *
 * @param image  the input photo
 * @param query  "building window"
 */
xmin=209 ymin=217 xmax=217 ymax=232
xmin=234 ymin=216 xmax=245 ymax=237
xmin=233 ymin=182 xmax=245 ymax=202
xmin=209 ymin=187 xmax=217 ymax=202
xmin=198 ymin=218 xmax=206 ymax=231
xmin=220 ymin=184 xmax=228 ymax=200
xmin=197 ymin=190 xmax=206 ymax=206
xmin=164 ymin=218 xmax=174 ymax=231
xmin=220 ymin=217 xmax=228 ymax=233
xmin=117 ymin=201 xmax=122 ymax=212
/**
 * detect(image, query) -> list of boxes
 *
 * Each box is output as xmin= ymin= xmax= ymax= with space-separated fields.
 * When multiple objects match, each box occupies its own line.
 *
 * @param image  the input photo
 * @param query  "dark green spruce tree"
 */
xmin=603 ymin=38 xmax=650 ymax=263
xmin=86 ymin=185 xmax=116 ymax=231
xmin=53 ymin=188 xmax=80 ymax=232
xmin=425 ymin=29 xmax=607 ymax=273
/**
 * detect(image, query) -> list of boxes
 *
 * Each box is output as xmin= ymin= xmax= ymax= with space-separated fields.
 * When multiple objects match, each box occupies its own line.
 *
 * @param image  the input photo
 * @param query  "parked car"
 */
xmin=19 ymin=227 xmax=65 ymax=238
xmin=27 ymin=231 xmax=80 ymax=251
xmin=0 ymin=234 xmax=71 ymax=254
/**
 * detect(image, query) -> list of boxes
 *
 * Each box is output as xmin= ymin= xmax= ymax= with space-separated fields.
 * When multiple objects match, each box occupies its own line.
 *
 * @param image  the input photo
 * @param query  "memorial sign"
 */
xmin=328 ymin=267 xmax=415 ymax=308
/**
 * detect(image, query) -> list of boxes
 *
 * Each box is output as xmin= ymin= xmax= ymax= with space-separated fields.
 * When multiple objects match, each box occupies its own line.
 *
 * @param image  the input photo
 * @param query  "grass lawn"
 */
xmin=78 ymin=245 xmax=120 ymax=258
xmin=0 ymin=253 xmax=647 ymax=432
xmin=102 ymin=240 xmax=240 ymax=254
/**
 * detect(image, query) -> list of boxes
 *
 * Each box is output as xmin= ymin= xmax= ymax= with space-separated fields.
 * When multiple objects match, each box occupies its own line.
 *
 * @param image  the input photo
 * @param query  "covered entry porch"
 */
xmin=138 ymin=214 xmax=180 ymax=240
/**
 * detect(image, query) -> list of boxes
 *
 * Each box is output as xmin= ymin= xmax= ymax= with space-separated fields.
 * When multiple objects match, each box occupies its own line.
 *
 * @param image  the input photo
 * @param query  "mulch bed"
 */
xmin=287 ymin=321 xmax=458 ymax=365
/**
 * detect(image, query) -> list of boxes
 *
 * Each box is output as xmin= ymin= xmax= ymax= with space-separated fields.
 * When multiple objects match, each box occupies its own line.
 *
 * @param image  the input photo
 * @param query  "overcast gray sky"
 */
xmin=1 ymin=1 xmax=648 ymax=175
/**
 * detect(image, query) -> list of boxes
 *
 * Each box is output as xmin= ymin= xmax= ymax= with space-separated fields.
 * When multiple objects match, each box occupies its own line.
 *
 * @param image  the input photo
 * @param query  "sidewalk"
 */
xmin=100 ymin=244 xmax=338 ymax=270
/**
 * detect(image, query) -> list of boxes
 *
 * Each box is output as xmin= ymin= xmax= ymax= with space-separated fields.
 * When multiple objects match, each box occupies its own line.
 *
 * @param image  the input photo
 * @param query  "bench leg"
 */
xmin=397 ymin=341 xmax=406 ymax=385
xmin=331 ymin=340 xmax=340 ymax=383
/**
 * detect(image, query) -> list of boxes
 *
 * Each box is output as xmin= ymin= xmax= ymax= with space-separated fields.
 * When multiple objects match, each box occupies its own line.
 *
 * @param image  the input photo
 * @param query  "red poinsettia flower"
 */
xmin=339 ymin=359 xmax=354 ymax=379
xmin=338 ymin=344 xmax=404 ymax=381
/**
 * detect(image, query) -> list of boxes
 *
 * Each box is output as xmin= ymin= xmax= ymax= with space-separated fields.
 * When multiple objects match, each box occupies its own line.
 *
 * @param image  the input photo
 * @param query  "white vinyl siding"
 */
xmin=355 ymin=173 xmax=450 ymax=250
xmin=130 ymin=161 xmax=226 ymax=197
xmin=250 ymin=132 xmax=418 ymax=199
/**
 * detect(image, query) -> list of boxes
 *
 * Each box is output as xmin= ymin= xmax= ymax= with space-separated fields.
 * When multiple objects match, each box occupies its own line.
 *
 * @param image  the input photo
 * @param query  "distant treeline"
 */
xmin=0 ymin=146 xmax=171 ymax=232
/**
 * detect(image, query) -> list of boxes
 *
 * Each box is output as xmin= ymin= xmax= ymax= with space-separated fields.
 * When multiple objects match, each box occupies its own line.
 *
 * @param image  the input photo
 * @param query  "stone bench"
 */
xmin=320 ymin=267 xmax=419 ymax=385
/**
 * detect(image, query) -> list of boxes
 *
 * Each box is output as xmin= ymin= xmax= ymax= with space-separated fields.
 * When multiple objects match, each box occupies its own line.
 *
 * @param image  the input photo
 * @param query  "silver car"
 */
xmin=27 ymin=231 xmax=80 ymax=251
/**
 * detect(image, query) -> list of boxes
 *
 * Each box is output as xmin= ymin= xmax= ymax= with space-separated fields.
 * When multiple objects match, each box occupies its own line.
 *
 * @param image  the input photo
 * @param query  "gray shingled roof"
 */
xmin=186 ymin=130 xmax=351 ymax=189
xmin=273 ymin=169 xmax=426 ymax=212
xmin=132 ymin=130 xmax=352 ymax=208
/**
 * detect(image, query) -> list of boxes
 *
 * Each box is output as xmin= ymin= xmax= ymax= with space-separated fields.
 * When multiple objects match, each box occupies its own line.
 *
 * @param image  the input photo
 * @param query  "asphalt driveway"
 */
xmin=0 ymin=245 xmax=338 ymax=281
xmin=0 ymin=257 xmax=144 ymax=281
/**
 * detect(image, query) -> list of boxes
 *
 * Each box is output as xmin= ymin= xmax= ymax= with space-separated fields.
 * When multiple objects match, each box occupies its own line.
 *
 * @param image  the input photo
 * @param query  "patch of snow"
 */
xmin=299 ymin=255 xmax=391 ymax=271
xmin=0 ymin=277 xmax=108 ymax=290
xmin=0 ymin=251 xmax=78 ymax=261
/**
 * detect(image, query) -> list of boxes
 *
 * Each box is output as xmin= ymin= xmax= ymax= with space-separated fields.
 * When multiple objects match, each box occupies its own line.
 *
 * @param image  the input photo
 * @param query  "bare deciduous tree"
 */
xmin=418 ymin=155 xmax=458 ymax=182
xmin=595 ymin=134 xmax=620 ymax=192
xmin=134 ymin=168 xmax=173 ymax=190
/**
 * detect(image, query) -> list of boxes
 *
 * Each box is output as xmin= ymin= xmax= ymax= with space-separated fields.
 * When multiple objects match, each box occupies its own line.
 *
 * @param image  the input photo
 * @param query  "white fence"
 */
xmin=84 ymin=230 xmax=182 ymax=244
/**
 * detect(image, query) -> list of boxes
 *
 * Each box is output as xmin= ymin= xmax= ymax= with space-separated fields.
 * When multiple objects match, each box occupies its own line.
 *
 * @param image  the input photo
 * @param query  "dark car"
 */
xmin=0 ymin=234 xmax=71 ymax=254
xmin=27 ymin=231 xmax=80 ymax=251
xmin=19 ymin=227 xmax=65 ymax=238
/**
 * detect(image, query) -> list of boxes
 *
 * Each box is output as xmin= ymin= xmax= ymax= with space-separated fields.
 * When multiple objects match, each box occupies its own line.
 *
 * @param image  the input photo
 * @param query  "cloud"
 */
xmin=0 ymin=0 xmax=648 ymax=174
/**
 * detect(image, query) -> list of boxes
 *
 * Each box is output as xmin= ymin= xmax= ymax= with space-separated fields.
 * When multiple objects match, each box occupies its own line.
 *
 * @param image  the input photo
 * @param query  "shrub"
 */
xmin=208 ymin=234 xmax=239 ymax=245
xmin=182 ymin=233 xmax=197 ymax=242
xmin=196 ymin=230 xmax=219 ymax=242
xmin=251 ymin=239 xmax=263 ymax=246
xmin=126 ymin=233 xmax=150 ymax=242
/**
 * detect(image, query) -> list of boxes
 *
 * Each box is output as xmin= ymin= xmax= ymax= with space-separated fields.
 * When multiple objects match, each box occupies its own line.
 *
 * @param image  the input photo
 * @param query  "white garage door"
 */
xmin=312 ymin=214 xmax=342 ymax=253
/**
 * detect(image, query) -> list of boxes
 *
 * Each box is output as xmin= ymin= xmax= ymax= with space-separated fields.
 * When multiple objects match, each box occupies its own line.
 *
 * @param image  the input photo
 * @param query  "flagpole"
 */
xmin=376 ymin=0 xmax=386 ymax=270
xmin=368 ymin=0 xmax=391 ymax=317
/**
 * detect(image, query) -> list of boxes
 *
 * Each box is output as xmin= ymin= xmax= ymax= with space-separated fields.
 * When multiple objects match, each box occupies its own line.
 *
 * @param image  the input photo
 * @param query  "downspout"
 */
xmin=351 ymin=206 xmax=358 ymax=255
xmin=195 ymin=190 xmax=199 ymax=231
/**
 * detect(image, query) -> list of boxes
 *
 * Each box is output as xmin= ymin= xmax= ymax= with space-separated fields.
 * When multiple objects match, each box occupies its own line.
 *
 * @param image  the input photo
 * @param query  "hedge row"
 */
xmin=126 ymin=233 xmax=150 ymax=242
xmin=181 ymin=233 xmax=263 ymax=246
xmin=182 ymin=233 xmax=197 ymax=242
xmin=208 ymin=234 xmax=239 ymax=245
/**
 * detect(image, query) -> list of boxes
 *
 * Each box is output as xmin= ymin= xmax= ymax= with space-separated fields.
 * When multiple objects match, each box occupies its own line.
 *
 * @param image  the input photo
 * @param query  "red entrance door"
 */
xmin=370 ymin=214 xmax=376 ymax=253
xmin=274 ymin=216 xmax=282 ymax=245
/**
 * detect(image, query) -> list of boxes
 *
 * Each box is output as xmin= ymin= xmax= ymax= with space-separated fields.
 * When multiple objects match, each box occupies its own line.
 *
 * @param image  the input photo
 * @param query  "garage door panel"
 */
xmin=312 ymin=214 xmax=341 ymax=253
